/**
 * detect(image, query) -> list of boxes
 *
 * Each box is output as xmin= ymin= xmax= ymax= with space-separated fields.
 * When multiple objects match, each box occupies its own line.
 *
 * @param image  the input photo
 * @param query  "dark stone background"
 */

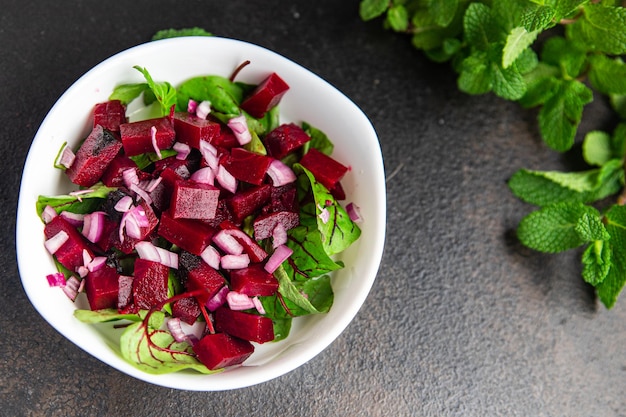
xmin=2 ymin=1 xmax=624 ymax=416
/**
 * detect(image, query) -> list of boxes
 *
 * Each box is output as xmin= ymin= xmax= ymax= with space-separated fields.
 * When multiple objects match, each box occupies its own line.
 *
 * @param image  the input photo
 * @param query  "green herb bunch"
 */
xmin=360 ymin=0 xmax=626 ymax=308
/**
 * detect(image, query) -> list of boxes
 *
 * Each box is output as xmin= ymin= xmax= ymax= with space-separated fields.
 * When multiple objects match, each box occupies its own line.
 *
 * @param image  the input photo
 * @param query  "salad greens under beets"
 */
xmin=37 ymin=64 xmax=361 ymax=374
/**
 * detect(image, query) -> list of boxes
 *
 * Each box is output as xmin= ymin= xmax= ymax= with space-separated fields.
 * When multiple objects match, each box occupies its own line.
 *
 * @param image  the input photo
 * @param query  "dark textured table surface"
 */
xmin=3 ymin=1 xmax=626 ymax=416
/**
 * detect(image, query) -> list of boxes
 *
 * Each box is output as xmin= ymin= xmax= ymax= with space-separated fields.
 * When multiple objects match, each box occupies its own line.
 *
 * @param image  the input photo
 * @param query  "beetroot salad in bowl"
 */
xmin=16 ymin=36 xmax=386 ymax=391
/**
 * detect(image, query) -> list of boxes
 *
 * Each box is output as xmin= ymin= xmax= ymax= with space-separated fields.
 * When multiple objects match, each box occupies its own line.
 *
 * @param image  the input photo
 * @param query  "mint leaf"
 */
xmin=133 ymin=66 xmax=177 ymax=116
xmin=538 ymin=79 xmax=593 ymax=152
xmin=359 ymin=0 xmax=389 ymax=21
xmin=151 ymin=27 xmax=212 ymax=41
xmin=581 ymin=240 xmax=612 ymax=286
xmin=519 ymin=63 xmax=560 ymax=108
xmin=458 ymin=52 xmax=492 ymax=95
xmin=583 ymin=130 xmax=613 ymax=166
xmin=567 ymin=3 xmax=626 ymax=55
xmin=503 ymin=27 xmax=539 ymax=68
xmin=521 ymin=5 xmax=557 ymax=31
xmin=431 ymin=0 xmax=459 ymax=27
xmin=588 ymin=55 xmax=626 ymax=95
xmin=575 ymin=212 xmax=610 ymax=242
xmin=386 ymin=5 xmax=409 ymax=32
xmin=597 ymin=205 xmax=626 ymax=308
xmin=490 ymin=52 xmax=526 ymax=100
xmin=611 ymin=94 xmax=626 ymax=119
xmin=540 ymin=36 xmax=587 ymax=79
xmin=463 ymin=3 xmax=502 ymax=50
xmin=611 ymin=123 xmax=626 ymax=158
xmin=517 ymin=202 xmax=599 ymax=253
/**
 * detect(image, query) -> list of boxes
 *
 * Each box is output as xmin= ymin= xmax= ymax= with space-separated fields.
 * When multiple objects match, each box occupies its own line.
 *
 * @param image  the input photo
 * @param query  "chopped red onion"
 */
xmin=346 ymin=202 xmax=363 ymax=223
xmin=87 ymin=256 xmax=107 ymax=273
xmin=199 ymin=140 xmax=218 ymax=169
xmin=221 ymin=227 xmax=268 ymax=262
xmin=77 ymin=266 xmax=88 ymax=278
xmin=46 ymin=272 xmax=66 ymax=287
xmin=57 ymin=145 xmax=76 ymax=169
xmin=119 ymin=205 xmax=149 ymax=242
xmin=82 ymin=249 xmax=93 ymax=267
xmin=220 ymin=253 xmax=250 ymax=270
xmin=227 ymin=114 xmax=252 ymax=145
xmin=173 ymin=142 xmax=191 ymax=160
xmin=252 ymin=296 xmax=266 ymax=315
xmin=226 ymin=291 xmax=256 ymax=310
xmin=150 ymin=125 xmax=162 ymax=159
xmin=206 ymin=285 xmax=229 ymax=311
xmin=135 ymin=241 xmax=179 ymax=269
xmin=266 ymin=159 xmax=296 ymax=186
xmin=264 ymin=244 xmax=293 ymax=273
xmin=318 ymin=205 xmax=330 ymax=224
xmin=167 ymin=317 xmax=188 ymax=343
xmin=141 ymin=177 xmax=163 ymax=193
xmin=42 ymin=205 xmax=58 ymax=224
xmin=68 ymin=189 xmax=94 ymax=202
xmin=216 ymin=165 xmax=237 ymax=194
xmin=187 ymin=99 xmax=198 ymax=114
xmin=190 ymin=166 xmax=215 ymax=185
xmin=114 ymin=196 xmax=134 ymax=212
xmin=62 ymin=276 xmax=81 ymax=301
xmin=130 ymin=183 xmax=152 ymax=205
xmin=196 ymin=100 xmax=211 ymax=119
xmin=200 ymin=245 xmax=221 ymax=270
xmin=81 ymin=211 xmax=106 ymax=243
xmin=44 ymin=230 xmax=69 ymax=255
xmin=212 ymin=230 xmax=244 ymax=255
xmin=122 ymin=168 xmax=139 ymax=188
xmin=271 ymin=222 xmax=288 ymax=248
xmin=59 ymin=211 xmax=84 ymax=227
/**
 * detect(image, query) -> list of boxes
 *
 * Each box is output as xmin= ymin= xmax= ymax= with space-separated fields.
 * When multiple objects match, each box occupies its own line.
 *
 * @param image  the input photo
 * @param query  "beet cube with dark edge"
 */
xmin=158 ymin=210 xmax=217 ymax=255
xmin=173 ymin=112 xmax=221 ymax=149
xmin=299 ymin=148 xmax=349 ymax=190
xmin=186 ymin=262 xmax=226 ymax=305
xmin=240 ymin=72 xmax=290 ymax=119
xmin=214 ymin=307 xmax=275 ymax=343
xmin=170 ymin=179 xmax=220 ymax=220
xmin=93 ymin=100 xmax=127 ymax=132
xmin=264 ymin=123 xmax=311 ymax=160
xmin=226 ymin=184 xmax=271 ymax=223
xmin=101 ymin=155 xmax=137 ymax=187
xmin=229 ymin=264 xmax=279 ymax=296
xmin=65 ymin=125 xmax=123 ymax=187
xmin=132 ymin=259 xmax=170 ymax=310
xmin=44 ymin=215 xmax=95 ymax=272
xmin=253 ymin=211 xmax=300 ymax=241
xmin=193 ymin=333 xmax=254 ymax=370
xmin=120 ymin=116 xmax=176 ymax=156
xmin=220 ymin=148 xmax=272 ymax=186
xmin=84 ymin=265 xmax=119 ymax=310
xmin=262 ymin=184 xmax=299 ymax=214
xmin=172 ymin=296 xmax=202 ymax=325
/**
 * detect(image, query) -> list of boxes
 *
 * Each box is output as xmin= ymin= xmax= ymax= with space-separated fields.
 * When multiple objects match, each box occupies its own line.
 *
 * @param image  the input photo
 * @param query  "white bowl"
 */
xmin=16 ymin=37 xmax=386 ymax=391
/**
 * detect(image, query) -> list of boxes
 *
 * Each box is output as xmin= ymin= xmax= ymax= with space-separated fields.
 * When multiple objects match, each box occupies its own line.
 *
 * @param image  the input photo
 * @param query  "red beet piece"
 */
xmin=193 ymin=333 xmax=254 ymax=370
xmin=170 ymin=179 xmax=220 ymax=220
xmin=220 ymin=148 xmax=272 ymax=186
xmin=253 ymin=211 xmax=299 ymax=241
xmin=66 ymin=125 xmax=123 ymax=187
xmin=84 ymin=265 xmax=119 ymax=310
xmin=299 ymin=148 xmax=349 ymax=190
xmin=186 ymin=262 xmax=226 ymax=305
xmin=150 ymin=166 xmax=185 ymax=213
xmin=229 ymin=264 xmax=279 ymax=296
xmin=44 ymin=215 xmax=94 ymax=272
xmin=262 ymin=184 xmax=299 ymax=214
xmin=173 ymin=112 xmax=221 ymax=149
xmin=240 ymin=73 xmax=290 ymax=119
xmin=172 ymin=296 xmax=202 ymax=325
xmin=101 ymin=155 xmax=137 ymax=187
xmin=114 ymin=200 xmax=159 ymax=254
xmin=158 ymin=210 xmax=217 ymax=255
xmin=132 ymin=259 xmax=169 ymax=310
xmin=93 ymin=100 xmax=127 ymax=132
xmin=264 ymin=123 xmax=311 ymax=159
xmin=219 ymin=220 xmax=267 ymax=263
xmin=214 ymin=307 xmax=274 ymax=343
xmin=226 ymin=184 xmax=271 ymax=223
xmin=119 ymin=116 xmax=176 ymax=157
xmin=212 ymin=125 xmax=238 ymax=149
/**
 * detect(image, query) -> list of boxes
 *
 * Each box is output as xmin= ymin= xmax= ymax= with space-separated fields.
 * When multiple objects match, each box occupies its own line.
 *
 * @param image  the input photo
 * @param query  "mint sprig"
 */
xmin=361 ymin=1 xmax=626 ymax=308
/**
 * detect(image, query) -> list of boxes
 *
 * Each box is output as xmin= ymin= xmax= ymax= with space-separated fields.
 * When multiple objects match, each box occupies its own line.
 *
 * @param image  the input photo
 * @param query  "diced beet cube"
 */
xmin=186 ymin=262 xmax=226 ymax=305
xmin=120 ymin=116 xmax=176 ymax=157
xmin=94 ymin=215 xmax=119 ymax=252
xmin=170 ymin=179 xmax=220 ymax=220
xmin=212 ymin=126 xmax=238 ymax=149
xmin=264 ymin=123 xmax=311 ymax=159
xmin=150 ymin=167 xmax=185 ymax=213
xmin=329 ymin=181 xmax=346 ymax=201
xmin=153 ymin=154 xmax=198 ymax=178
xmin=44 ymin=215 xmax=95 ymax=272
xmin=253 ymin=211 xmax=299 ymax=241
xmin=220 ymin=148 xmax=272 ymax=186
xmin=226 ymin=184 xmax=271 ymax=223
xmin=101 ymin=155 xmax=137 ymax=187
xmin=219 ymin=221 xmax=267 ymax=263
xmin=193 ymin=333 xmax=254 ymax=370
xmin=117 ymin=274 xmax=134 ymax=312
xmin=114 ymin=200 xmax=159 ymax=254
xmin=240 ymin=73 xmax=290 ymax=119
xmin=262 ymin=184 xmax=299 ymax=214
xmin=84 ymin=265 xmax=119 ymax=310
xmin=93 ymin=100 xmax=127 ymax=132
xmin=214 ymin=307 xmax=274 ymax=343
xmin=172 ymin=296 xmax=202 ymax=325
xmin=158 ymin=210 xmax=217 ymax=255
xmin=173 ymin=112 xmax=221 ymax=149
xmin=66 ymin=125 xmax=123 ymax=187
xmin=203 ymin=199 xmax=236 ymax=228
xmin=229 ymin=264 xmax=279 ymax=296
xmin=299 ymin=148 xmax=349 ymax=190
xmin=132 ymin=259 xmax=169 ymax=310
